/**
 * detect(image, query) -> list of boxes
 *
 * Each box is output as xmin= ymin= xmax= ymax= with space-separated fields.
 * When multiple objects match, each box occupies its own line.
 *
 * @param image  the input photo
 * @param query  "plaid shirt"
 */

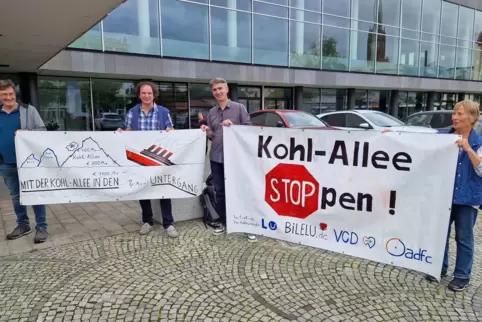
xmin=125 ymin=105 xmax=172 ymax=131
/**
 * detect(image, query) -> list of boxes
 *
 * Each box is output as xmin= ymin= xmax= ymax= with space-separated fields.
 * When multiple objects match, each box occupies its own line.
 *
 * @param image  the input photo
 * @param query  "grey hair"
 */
xmin=209 ymin=78 xmax=228 ymax=87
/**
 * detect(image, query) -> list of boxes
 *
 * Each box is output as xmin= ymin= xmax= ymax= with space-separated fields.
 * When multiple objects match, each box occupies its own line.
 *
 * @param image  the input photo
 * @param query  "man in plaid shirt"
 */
xmin=117 ymin=81 xmax=179 ymax=238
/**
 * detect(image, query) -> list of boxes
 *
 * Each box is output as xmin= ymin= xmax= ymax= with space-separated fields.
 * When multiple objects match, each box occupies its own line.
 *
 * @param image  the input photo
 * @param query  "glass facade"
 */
xmin=69 ymin=0 xmax=482 ymax=81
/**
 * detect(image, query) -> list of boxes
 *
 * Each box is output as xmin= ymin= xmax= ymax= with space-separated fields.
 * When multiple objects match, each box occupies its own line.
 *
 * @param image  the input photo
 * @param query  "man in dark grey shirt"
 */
xmin=201 ymin=78 xmax=256 ymax=241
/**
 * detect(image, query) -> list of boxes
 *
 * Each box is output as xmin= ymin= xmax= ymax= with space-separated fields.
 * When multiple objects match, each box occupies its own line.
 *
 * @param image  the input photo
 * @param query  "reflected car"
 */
xmin=250 ymin=110 xmax=337 ymax=130
xmin=95 ymin=112 xmax=125 ymax=130
xmin=406 ymin=110 xmax=482 ymax=135
xmin=317 ymin=110 xmax=438 ymax=133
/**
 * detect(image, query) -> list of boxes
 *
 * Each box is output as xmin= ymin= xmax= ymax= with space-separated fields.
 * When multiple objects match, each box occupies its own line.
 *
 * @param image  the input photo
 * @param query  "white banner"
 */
xmin=224 ymin=125 xmax=459 ymax=278
xmin=15 ymin=130 xmax=206 ymax=205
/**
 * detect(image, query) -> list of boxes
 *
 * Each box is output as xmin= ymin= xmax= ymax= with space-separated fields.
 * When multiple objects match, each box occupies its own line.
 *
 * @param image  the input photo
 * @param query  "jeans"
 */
xmin=139 ymin=199 xmax=173 ymax=229
xmin=442 ymin=204 xmax=478 ymax=279
xmin=0 ymin=164 xmax=47 ymax=230
xmin=210 ymin=161 xmax=226 ymax=226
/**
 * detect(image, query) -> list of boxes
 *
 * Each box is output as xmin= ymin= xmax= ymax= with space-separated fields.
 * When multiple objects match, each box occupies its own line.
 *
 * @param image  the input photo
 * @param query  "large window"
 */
xmin=38 ymin=77 xmax=92 ymax=131
xmin=189 ymin=84 xmax=216 ymax=129
xmin=161 ymin=0 xmax=209 ymax=59
xmin=69 ymin=23 xmax=102 ymax=51
xmin=64 ymin=0 xmax=482 ymax=81
xmin=211 ymin=7 xmax=252 ymax=63
xmin=254 ymin=15 xmax=289 ymax=66
xmin=264 ymin=87 xmax=292 ymax=110
xmin=237 ymin=86 xmax=261 ymax=113
xmin=302 ymin=88 xmax=346 ymax=115
xmin=91 ymin=79 xmax=136 ymax=131
xmin=102 ymin=0 xmax=160 ymax=55
xmin=157 ymin=83 xmax=189 ymax=129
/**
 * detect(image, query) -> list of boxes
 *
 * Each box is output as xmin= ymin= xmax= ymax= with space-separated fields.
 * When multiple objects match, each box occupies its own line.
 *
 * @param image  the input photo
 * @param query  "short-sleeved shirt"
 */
xmin=0 ymin=107 xmax=21 ymax=164
xmin=125 ymin=105 xmax=173 ymax=131
xmin=207 ymin=100 xmax=251 ymax=163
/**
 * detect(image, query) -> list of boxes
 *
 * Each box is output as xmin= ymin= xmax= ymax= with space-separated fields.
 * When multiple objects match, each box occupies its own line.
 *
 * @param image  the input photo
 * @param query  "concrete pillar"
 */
xmin=347 ymin=88 xmax=356 ymax=110
xmin=389 ymin=90 xmax=399 ymax=118
xmin=138 ymin=0 xmax=150 ymax=52
xmin=427 ymin=92 xmax=435 ymax=111
xmin=336 ymin=89 xmax=345 ymax=110
xmin=227 ymin=0 xmax=237 ymax=47
xmin=294 ymin=86 xmax=304 ymax=110
xmin=229 ymin=83 xmax=239 ymax=101
xmin=295 ymin=0 xmax=304 ymax=54
xmin=18 ymin=73 xmax=39 ymax=108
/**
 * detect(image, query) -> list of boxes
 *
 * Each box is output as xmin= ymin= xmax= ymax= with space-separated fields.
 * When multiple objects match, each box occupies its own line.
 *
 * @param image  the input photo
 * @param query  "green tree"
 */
xmin=290 ymin=37 xmax=346 ymax=70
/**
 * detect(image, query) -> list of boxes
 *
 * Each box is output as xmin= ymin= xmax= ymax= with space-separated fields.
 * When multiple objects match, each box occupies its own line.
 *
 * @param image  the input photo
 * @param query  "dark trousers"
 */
xmin=442 ymin=204 xmax=478 ymax=280
xmin=139 ymin=199 xmax=174 ymax=229
xmin=210 ymin=161 xmax=226 ymax=226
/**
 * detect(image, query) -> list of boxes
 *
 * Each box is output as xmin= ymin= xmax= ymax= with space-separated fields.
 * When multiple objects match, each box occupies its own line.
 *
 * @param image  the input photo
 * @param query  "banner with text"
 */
xmin=224 ymin=125 xmax=459 ymax=278
xmin=16 ymin=130 xmax=205 ymax=205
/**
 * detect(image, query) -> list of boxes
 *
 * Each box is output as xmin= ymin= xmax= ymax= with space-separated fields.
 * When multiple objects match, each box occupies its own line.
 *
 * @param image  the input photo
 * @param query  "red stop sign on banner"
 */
xmin=265 ymin=163 xmax=320 ymax=219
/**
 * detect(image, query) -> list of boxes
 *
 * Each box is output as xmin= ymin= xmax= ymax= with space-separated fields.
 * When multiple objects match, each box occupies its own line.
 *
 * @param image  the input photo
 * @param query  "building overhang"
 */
xmin=0 ymin=0 xmax=124 ymax=73
xmin=41 ymin=50 xmax=482 ymax=94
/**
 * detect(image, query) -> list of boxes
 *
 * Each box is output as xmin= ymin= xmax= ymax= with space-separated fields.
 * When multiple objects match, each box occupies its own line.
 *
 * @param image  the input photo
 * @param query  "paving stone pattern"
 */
xmin=0 ymin=218 xmax=482 ymax=321
xmin=2 ymin=184 xmax=482 ymax=321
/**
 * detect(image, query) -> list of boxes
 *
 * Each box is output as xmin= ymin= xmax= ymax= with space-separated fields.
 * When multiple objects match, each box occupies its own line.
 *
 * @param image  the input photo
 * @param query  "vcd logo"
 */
xmin=261 ymin=219 xmax=277 ymax=231
xmin=386 ymin=238 xmax=432 ymax=264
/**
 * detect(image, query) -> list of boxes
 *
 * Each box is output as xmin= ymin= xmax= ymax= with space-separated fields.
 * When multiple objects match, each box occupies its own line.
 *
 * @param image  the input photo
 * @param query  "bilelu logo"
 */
xmin=385 ymin=238 xmax=432 ymax=264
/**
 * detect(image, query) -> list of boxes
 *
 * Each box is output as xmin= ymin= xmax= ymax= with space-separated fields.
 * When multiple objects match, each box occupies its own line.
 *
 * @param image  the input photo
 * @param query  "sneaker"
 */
xmin=34 ymin=228 xmax=48 ymax=244
xmin=246 ymin=234 xmax=257 ymax=242
xmin=139 ymin=223 xmax=153 ymax=235
xmin=213 ymin=226 xmax=225 ymax=235
xmin=165 ymin=225 xmax=179 ymax=238
xmin=448 ymin=278 xmax=470 ymax=292
xmin=6 ymin=225 xmax=32 ymax=240
xmin=426 ymin=271 xmax=447 ymax=282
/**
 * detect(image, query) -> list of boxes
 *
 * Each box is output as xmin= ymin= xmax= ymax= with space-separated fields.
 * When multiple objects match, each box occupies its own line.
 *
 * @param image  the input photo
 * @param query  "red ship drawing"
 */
xmin=125 ymin=144 xmax=175 ymax=167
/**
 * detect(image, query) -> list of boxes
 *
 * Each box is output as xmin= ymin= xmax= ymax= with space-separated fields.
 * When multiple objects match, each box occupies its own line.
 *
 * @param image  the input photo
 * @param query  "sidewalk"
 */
xmin=2 ymin=183 xmax=482 ymax=321
xmin=0 ymin=191 xmax=142 ymax=256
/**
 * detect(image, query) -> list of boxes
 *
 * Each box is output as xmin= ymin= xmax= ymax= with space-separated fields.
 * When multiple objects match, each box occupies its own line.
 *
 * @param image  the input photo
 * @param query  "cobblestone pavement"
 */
xmin=1 ymin=218 xmax=482 ymax=322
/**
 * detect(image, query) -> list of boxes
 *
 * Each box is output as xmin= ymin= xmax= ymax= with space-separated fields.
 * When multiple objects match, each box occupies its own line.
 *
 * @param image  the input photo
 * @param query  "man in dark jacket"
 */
xmin=0 ymin=79 xmax=48 ymax=243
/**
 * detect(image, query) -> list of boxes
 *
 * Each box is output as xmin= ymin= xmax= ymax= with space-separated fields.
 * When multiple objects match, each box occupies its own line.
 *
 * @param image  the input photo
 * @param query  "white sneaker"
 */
xmin=139 ymin=223 xmax=153 ymax=235
xmin=165 ymin=225 xmax=179 ymax=238
xmin=246 ymin=234 xmax=257 ymax=242
xmin=213 ymin=226 xmax=225 ymax=235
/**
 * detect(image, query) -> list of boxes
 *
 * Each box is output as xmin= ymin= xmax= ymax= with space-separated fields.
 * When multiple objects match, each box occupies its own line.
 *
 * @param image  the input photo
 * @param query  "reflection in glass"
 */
xmin=376 ymin=36 xmax=399 ymax=74
xmin=350 ymin=31 xmax=375 ymax=73
xmin=458 ymin=6 xmax=474 ymax=43
xmin=438 ymin=45 xmax=456 ymax=79
xmin=189 ymin=84 xmax=216 ymax=129
xmin=420 ymin=42 xmax=438 ymax=77
xmin=91 ymin=79 xmax=136 ymax=131
xmin=161 ymin=0 xmax=209 ymax=59
xmin=264 ymin=87 xmax=292 ymax=110
xmin=211 ymin=0 xmax=251 ymax=11
xmin=253 ymin=15 xmax=288 ymax=66
xmin=253 ymin=1 xmax=288 ymax=18
xmin=38 ymin=77 xmax=92 ymax=132
xmin=456 ymin=48 xmax=472 ymax=80
xmin=351 ymin=0 xmax=377 ymax=23
xmin=422 ymin=0 xmax=441 ymax=35
xmin=290 ymin=19 xmax=321 ymax=68
xmin=157 ymin=83 xmax=189 ymax=129
xmin=69 ymin=23 xmax=102 ymax=50
xmin=399 ymin=38 xmax=419 ymax=76
xmin=102 ymin=0 xmax=160 ymax=55
xmin=322 ymin=26 xmax=349 ymax=71
xmin=473 ymin=49 xmax=482 ymax=80
xmin=474 ymin=11 xmax=482 ymax=44
xmin=302 ymin=88 xmax=321 ymax=115
xmin=440 ymin=2 xmax=457 ymax=46
xmin=401 ymin=0 xmax=421 ymax=39
xmin=211 ymin=7 xmax=251 ymax=63
xmin=378 ymin=0 xmax=400 ymax=27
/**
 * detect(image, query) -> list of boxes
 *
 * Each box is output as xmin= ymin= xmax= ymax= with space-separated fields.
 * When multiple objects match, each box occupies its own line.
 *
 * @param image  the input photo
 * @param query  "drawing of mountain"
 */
xmin=61 ymin=137 xmax=120 ymax=168
xmin=38 ymin=149 xmax=61 ymax=168
xmin=20 ymin=154 xmax=40 ymax=168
